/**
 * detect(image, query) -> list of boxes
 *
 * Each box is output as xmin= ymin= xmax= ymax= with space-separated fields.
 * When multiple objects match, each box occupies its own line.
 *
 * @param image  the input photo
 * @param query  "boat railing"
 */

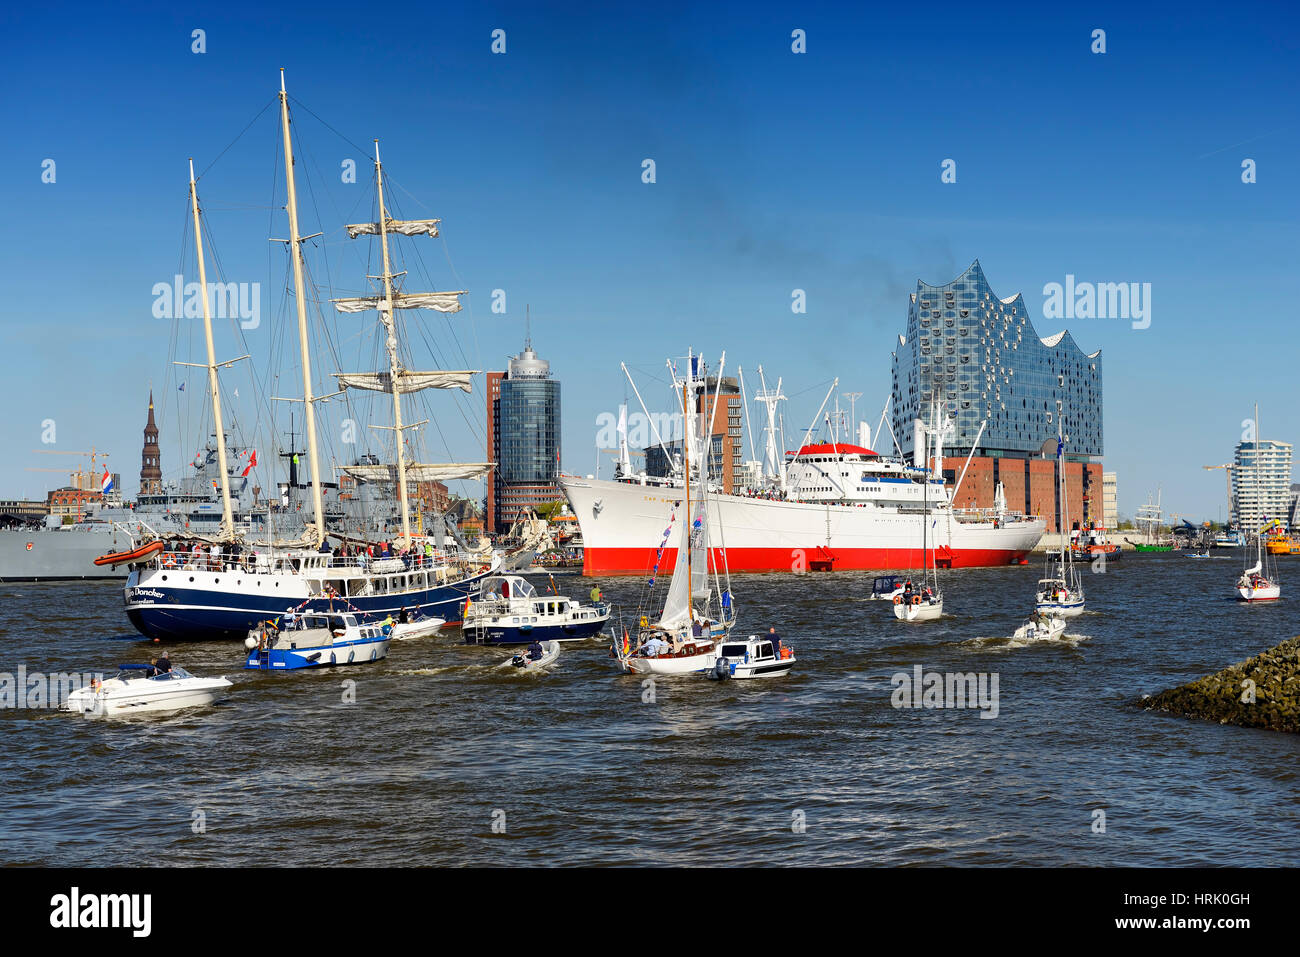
xmin=149 ymin=546 xmax=482 ymax=577
xmin=951 ymin=507 xmax=1037 ymax=524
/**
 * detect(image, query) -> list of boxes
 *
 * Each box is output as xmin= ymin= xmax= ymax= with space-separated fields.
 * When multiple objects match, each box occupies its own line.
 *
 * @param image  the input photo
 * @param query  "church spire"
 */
xmin=140 ymin=390 xmax=162 ymax=497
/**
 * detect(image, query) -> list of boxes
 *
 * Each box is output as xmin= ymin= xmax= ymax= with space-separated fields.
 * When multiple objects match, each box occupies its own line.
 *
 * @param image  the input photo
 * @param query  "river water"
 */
xmin=1 ymin=553 xmax=1297 ymax=866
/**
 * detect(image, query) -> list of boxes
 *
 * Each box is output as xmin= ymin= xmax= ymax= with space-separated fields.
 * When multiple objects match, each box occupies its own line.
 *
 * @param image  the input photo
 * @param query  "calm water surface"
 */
xmin=2 ymin=554 xmax=1297 ymax=866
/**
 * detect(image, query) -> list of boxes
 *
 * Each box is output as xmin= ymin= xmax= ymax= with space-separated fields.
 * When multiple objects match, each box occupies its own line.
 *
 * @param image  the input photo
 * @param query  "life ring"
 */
xmin=910 ymin=595 xmax=921 ymax=606
xmin=893 ymin=595 xmax=903 ymax=605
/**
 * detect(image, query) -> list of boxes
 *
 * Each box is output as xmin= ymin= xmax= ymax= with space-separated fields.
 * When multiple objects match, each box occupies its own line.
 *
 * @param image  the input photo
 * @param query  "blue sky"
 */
xmin=2 ymin=0 xmax=1296 ymax=521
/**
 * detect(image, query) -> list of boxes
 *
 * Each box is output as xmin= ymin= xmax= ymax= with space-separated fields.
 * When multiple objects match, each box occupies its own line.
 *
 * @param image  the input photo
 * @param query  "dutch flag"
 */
xmin=101 ymin=468 xmax=114 ymax=495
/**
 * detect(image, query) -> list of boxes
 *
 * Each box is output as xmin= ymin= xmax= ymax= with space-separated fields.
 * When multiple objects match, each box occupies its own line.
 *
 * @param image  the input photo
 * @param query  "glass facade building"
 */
xmin=500 ymin=348 xmax=560 ymax=483
xmin=487 ymin=342 xmax=562 ymax=531
xmin=891 ymin=261 xmax=1103 ymax=460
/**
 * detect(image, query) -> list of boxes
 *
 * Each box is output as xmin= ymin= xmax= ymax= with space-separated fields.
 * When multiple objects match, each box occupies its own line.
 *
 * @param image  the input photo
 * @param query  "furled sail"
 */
xmin=331 ymin=291 xmax=466 ymax=314
xmin=335 ymin=370 xmax=476 ymax=394
xmin=345 ymin=218 xmax=441 ymax=239
xmin=343 ymin=462 xmax=493 ymax=483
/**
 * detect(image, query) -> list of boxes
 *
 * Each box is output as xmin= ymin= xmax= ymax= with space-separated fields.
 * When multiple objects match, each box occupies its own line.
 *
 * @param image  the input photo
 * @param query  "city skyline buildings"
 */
xmin=1 ymin=4 xmax=1296 ymax=524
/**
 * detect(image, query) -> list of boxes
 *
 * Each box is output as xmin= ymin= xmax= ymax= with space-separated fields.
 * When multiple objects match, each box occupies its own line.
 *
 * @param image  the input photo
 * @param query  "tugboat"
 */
xmin=461 ymin=574 xmax=610 ymax=645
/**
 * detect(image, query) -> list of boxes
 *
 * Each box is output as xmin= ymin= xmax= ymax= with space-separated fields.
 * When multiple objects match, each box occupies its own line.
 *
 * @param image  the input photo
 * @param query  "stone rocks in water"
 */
xmin=1143 ymin=635 xmax=1300 ymax=734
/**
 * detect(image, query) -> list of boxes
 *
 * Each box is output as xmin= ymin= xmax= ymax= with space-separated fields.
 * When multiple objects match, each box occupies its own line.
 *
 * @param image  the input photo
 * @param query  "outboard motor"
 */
xmin=713 ymin=657 xmax=731 ymax=680
xmin=510 ymin=654 xmax=527 ymax=668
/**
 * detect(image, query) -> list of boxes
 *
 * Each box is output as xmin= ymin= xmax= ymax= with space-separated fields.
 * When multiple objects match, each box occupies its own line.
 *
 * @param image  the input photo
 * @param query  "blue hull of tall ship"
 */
xmin=462 ymin=617 xmax=609 ymax=646
xmin=125 ymin=573 xmax=492 ymax=642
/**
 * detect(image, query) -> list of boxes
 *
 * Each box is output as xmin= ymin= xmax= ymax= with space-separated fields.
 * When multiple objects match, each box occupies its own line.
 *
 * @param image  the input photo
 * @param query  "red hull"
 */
xmin=582 ymin=545 xmax=1030 ymax=577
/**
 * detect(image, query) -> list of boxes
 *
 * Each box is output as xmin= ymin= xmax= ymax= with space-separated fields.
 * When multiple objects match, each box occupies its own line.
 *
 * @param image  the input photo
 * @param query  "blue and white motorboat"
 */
xmin=708 ymin=635 xmax=795 ymax=680
xmin=462 ymin=574 xmax=610 ymax=645
xmin=244 ymin=612 xmax=390 ymax=670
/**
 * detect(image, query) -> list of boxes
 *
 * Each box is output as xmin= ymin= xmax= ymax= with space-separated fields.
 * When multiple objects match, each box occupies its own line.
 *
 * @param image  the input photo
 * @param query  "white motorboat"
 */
xmin=390 ymin=615 xmax=445 ymax=640
xmin=507 ymin=640 xmax=561 ymax=670
xmin=870 ymin=576 xmax=905 ymax=601
xmin=708 ymin=635 xmax=795 ymax=680
xmin=63 ymin=665 xmax=232 ymax=718
xmin=1012 ymin=615 xmax=1067 ymax=642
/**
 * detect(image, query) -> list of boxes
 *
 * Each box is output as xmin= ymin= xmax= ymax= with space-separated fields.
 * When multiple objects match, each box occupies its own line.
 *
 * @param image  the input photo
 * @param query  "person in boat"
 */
xmin=903 ymin=580 xmax=914 ymax=601
xmin=640 ymin=634 xmax=668 ymax=657
xmin=590 ymin=584 xmax=602 ymax=604
xmin=398 ymin=607 xmax=410 ymax=624
xmin=145 ymin=657 xmax=160 ymax=677
xmin=768 ymin=626 xmax=781 ymax=655
xmin=156 ymin=651 xmax=172 ymax=673
xmin=381 ymin=614 xmax=394 ymax=635
xmin=527 ymin=640 xmax=544 ymax=661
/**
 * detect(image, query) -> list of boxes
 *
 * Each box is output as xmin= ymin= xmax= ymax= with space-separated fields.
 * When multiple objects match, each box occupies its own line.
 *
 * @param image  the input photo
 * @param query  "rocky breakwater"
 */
xmin=1143 ymin=636 xmax=1300 ymax=733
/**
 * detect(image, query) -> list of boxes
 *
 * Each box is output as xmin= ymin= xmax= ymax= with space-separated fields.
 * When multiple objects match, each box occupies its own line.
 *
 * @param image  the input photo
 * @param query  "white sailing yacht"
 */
xmin=618 ymin=351 xmax=737 ymax=675
xmin=1035 ymin=398 xmax=1084 ymax=617
xmin=1235 ymin=407 xmax=1281 ymax=602
xmin=1235 ymin=530 xmax=1281 ymax=602
xmin=123 ymin=72 xmax=498 ymax=642
xmin=895 ymin=402 xmax=944 ymax=622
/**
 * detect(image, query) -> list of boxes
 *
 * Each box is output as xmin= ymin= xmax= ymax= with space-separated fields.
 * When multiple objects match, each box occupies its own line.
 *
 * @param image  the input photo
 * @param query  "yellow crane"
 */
xmin=1203 ymin=463 xmax=1235 ymax=525
xmin=24 ymin=448 xmax=112 ymax=521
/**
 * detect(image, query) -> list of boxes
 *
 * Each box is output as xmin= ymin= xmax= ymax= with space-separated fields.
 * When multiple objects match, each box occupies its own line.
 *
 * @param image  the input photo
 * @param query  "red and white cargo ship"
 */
xmin=561 ymin=442 xmax=1045 ymax=576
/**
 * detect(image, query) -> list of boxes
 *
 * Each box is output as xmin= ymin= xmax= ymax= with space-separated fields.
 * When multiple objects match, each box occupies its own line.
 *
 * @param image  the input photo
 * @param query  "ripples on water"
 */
xmin=1 ymin=555 xmax=1297 ymax=866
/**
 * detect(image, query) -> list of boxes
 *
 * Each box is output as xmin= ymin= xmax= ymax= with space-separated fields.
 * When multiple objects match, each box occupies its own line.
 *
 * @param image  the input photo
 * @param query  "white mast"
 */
xmin=755 ymin=365 xmax=786 ymax=486
xmin=186 ymin=159 xmax=237 ymax=539
xmin=278 ymin=70 xmax=327 ymax=544
xmin=372 ymin=140 xmax=416 ymax=542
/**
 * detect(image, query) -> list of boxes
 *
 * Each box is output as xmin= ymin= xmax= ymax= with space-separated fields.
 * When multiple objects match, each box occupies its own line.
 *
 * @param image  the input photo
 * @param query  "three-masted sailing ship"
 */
xmin=121 ymin=72 xmax=498 ymax=642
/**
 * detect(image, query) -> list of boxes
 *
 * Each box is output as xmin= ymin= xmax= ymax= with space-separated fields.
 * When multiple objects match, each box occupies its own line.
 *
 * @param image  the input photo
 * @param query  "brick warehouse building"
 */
xmin=892 ymin=261 xmax=1103 ymax=533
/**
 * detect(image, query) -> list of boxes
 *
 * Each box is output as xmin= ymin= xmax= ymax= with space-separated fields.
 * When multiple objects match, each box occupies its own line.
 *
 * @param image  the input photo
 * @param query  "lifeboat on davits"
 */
xmin=93 ymin=539 xmax=165 ymax=567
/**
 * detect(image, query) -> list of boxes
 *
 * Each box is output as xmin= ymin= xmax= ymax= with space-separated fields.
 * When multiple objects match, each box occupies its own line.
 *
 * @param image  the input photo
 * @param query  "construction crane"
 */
xmin=1203 ymin=463 xmax=1235 ymax=525
xmin=25 ymin=448 xmax=113 ymax=521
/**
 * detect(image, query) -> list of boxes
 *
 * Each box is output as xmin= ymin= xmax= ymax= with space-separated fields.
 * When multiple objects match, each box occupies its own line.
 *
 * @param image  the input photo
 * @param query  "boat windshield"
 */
xmin=871 ymin=576 xmax=901 ymax=595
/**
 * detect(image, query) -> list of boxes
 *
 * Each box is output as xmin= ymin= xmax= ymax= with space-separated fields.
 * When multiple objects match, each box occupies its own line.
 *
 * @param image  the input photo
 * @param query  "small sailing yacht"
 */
xmin=618 ymin=352 xmax=739 ymax=676
xmin=895 ymin=404 xmax=944 ymax=622
xmin=1035 ymin=408 xmax=1084 ymax=617
xmin=1236 ymin=532 xmax=1281 ymax=602
xmin=1234 ymin=409 xmax=1282 ymax=603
